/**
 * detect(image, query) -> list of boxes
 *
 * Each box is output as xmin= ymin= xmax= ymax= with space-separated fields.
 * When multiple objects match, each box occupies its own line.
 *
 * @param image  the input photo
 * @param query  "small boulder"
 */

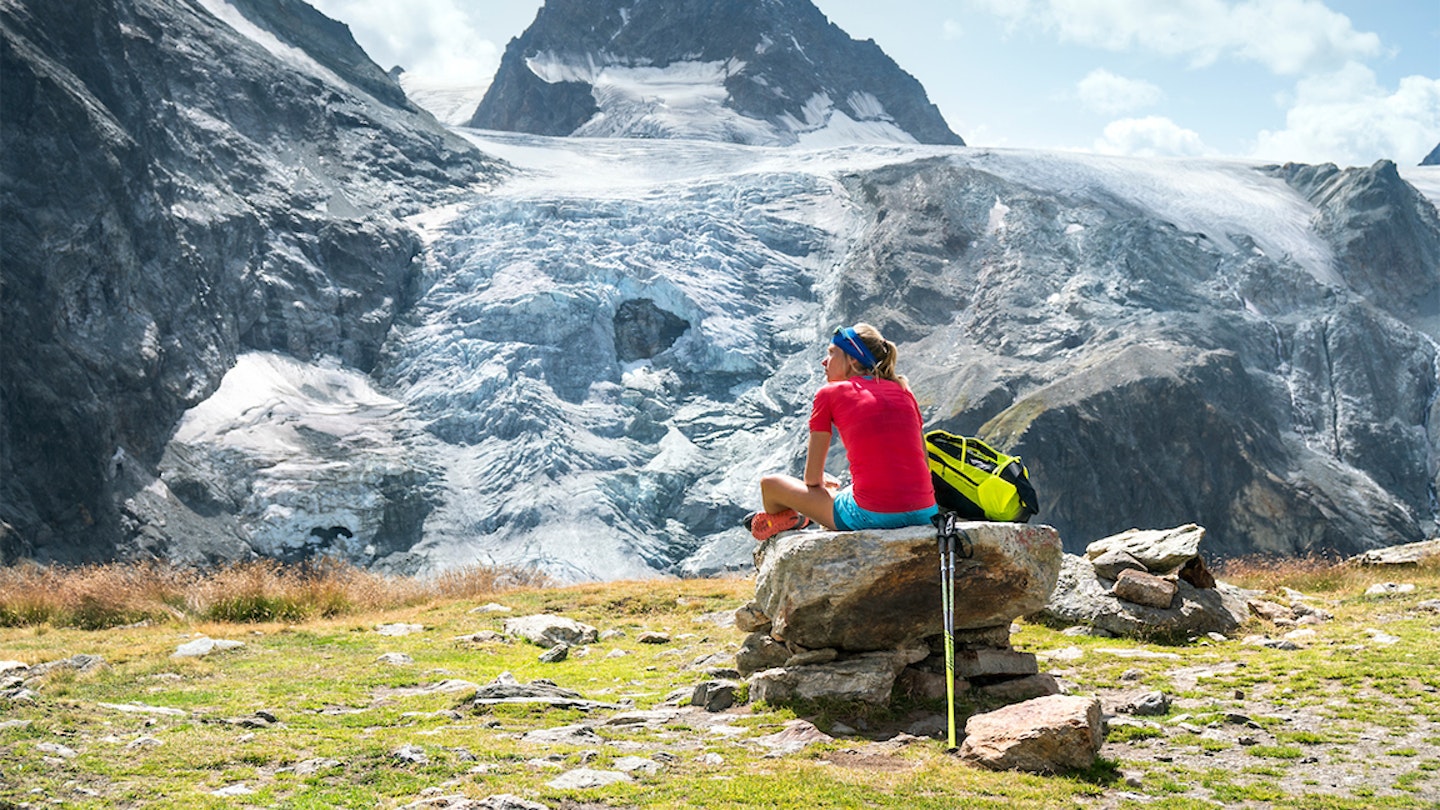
xmin=958 ymin=695 xmax=1105 ymax=773
xmin=172 ymin=638 xmax=244 ymax=659
xmin=1037 ymin=553 xmax=1252 ymax=638
xmin=504 ymin=614 xmax=599 ymax=647
xmin=1090 ymin=548 xmax=1145 ymax=580
xmin=546 ymin=768 xmax=631 ymax=789
xmin=1085 ymin=525 xmax=1205 ymax=573
xmin=733 ymin=602 xmax=772 ymax=633
xmin=1351 ymin=538 xmax=1440 ymax=566
xmin=1112 ymin=569 xmax=1178 ymax=609
xmin=749 ymin=650 xmax=916 ymax=705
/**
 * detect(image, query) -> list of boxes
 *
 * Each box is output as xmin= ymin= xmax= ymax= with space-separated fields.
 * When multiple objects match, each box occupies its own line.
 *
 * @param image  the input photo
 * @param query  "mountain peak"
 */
xmin=468 ymin=0 xmax=963 ymax=147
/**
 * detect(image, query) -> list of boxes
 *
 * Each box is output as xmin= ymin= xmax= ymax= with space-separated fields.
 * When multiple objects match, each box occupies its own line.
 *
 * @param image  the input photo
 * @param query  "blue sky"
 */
xmin=309 ymin=0 xmax=1439 ymax=167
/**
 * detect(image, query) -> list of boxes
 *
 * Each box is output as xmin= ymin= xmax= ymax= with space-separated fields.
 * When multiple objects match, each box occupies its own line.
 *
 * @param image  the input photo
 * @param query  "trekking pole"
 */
xmin=939 ymin=526 xmax=957 ymax=750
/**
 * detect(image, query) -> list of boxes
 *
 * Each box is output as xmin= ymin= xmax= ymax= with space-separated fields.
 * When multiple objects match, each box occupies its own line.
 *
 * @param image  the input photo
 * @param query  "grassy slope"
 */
xmin=1 ymin=563 xmax=1438 ymax=809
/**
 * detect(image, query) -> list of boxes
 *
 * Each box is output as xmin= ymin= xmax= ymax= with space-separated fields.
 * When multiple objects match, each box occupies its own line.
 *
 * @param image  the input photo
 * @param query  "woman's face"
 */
xmin=823 ymin=344 xmax=856 ymax=381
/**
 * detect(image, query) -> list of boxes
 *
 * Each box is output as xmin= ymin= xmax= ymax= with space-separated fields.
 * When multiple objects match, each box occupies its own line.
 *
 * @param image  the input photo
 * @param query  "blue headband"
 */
xmin=832 ymin=326 xmax=879 ymax=369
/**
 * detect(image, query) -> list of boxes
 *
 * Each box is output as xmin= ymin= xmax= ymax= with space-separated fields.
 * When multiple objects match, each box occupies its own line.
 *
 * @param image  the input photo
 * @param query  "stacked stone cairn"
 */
xmin=733 ymin=521 xmax=1064 ymax=707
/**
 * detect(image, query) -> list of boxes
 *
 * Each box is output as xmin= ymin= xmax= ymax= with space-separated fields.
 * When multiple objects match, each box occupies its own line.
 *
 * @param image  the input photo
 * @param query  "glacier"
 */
xmin=166 ymin=126 xmax=1440 ymax=581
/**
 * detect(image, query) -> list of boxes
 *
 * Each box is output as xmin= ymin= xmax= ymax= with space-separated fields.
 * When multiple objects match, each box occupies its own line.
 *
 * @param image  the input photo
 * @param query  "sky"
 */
xmin=307 ymin=0 xmax=1440 ymax=167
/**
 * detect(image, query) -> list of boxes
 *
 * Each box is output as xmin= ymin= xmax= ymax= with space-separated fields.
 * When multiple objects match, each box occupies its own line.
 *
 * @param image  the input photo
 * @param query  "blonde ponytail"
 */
xmin=851 ymin=323 xmax=909 ymax=390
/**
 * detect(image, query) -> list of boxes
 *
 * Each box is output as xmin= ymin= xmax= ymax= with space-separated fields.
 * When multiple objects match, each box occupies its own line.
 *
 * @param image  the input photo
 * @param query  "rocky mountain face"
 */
xmin=0 ymin=0 xmax=499 ymax=564
xmin=4 ymin=0 xmax=1438 ymax=580
xmin=469 ymin=0 xmax=962 ymax=147
xmin=1424 ymin=143 xmax=1440 ymax=166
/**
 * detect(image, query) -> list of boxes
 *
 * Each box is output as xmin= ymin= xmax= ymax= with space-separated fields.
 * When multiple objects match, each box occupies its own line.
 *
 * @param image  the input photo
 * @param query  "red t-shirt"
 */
xmin=808 ymin=377 xmax=935 ymax=513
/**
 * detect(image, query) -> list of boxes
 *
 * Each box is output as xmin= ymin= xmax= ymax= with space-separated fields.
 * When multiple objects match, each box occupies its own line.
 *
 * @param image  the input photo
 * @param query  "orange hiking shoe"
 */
xmin=747 ymin=509 xmax=811 ymax=542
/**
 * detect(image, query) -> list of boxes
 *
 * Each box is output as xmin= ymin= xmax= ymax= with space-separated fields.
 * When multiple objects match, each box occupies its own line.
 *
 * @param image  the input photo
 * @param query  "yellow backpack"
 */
xmin=925 ymin=430 xmax=1039 ymax=523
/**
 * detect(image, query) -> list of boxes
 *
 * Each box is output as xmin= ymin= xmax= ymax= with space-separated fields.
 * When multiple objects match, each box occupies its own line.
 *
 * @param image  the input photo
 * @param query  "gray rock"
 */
xmin=748 ymin=650 xmax=914 ymax=705
xmin=958 ymin=695 xmax=1105 ymax=773
xmin=691 ymin=680 xmax=739 ymax=712
xmin=613 ymin=755 xmax=664 ymax=775
xmin=1365 ymin=582 xmax=1417 ymax=597
xmin=376 ymin=623 xmax=425 ymax=637
xmin=1086 ymin=525 xmax=1206 ymax=574
xmin=546 ymin=768 xmax=631 ymax=789
xmin=1352 ymin=539 xmax=1440 ymax=566
xmin=478 ymin=796 xmax=549 ymax=810
xmin=752 ymin=720 xmax=834 ymax=755
xmin=377 ymin=653 xmax=414 ymax=666
xmin=1112 ymin=569 xmax=1179 ymax=609
xmin=733 ymin=602 xmax=772 ymax=634
xmin=504 ymin=615 xmax=600 ymax=647
xmin=1090 ymin=548 xmax=1146 ymax=580
xmin=754 ymin=522 xmax=1062 ymax=651
xmin=461 ymin=672 xmax=623 ymax=712
xmin=36 ymin=742 xmax=77 ymax=759
xmin=291 ymin=758 xmax=342 ymax=776
xmin=392 ymin=744 xmax=429 ymax=765
xmin=522 ymin=725 xmax=604 ymax=746
xmin=538 ymin=644 xmax=570 ymax=663
xmin=975 ymin=673 xmax=1062 ymax=703
xmin=1037 ymin=553 xmax=1252 ymax=638
xmin=735 ymin=631 xmax=793 ymax=677
xmin=172 ymin=638 xmax=244 ymax=659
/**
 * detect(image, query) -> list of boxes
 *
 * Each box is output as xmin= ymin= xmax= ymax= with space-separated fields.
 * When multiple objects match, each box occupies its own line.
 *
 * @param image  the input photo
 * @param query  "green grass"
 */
xmin=3 ymin=559 xmax=1439 ymax=808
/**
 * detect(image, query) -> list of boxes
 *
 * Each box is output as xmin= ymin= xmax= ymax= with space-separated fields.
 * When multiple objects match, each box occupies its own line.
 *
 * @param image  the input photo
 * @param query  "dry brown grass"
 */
xmin=1215 ymin=551 xmax=1440 ymax=594
xmin=0 ymin=558 xmax=549 ymax=629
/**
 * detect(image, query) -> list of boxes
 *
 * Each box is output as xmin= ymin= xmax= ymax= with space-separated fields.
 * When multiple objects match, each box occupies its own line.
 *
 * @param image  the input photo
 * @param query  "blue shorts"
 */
xmin=831 ymin=488 xmax=939 ymax=532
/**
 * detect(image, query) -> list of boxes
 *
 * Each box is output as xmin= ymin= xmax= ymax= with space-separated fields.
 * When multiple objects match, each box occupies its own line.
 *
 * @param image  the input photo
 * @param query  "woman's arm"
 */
xmin=803 ymin=431 xmax=831 ymax=487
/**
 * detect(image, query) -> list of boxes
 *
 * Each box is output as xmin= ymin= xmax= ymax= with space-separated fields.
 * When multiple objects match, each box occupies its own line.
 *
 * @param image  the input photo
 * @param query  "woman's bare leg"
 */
xmin=759 ymin=474 xmax=837 ymax=530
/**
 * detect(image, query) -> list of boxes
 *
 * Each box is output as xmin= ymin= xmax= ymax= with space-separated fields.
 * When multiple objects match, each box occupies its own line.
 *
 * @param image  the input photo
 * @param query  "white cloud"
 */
xmin=1252 ymin=63 xmax=1440 ymax=166
xmin=1094 ymin=116 xmax=1215 ymax=157
xmin=941 ymin=19 xmax=964 ymax=41
xmin=1077 ymin=68 xmax=1164 ymax=114
xmin=309 ymin=0 xmax=503 ymax=87
xmin=974 ymin=0 xmax=1381 ymax=75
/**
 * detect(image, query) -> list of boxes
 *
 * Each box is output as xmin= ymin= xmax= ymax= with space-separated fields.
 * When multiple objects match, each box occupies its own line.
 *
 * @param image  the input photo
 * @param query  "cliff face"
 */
xmin=0 ymin=0 xmax=499 ymax=564
xmin=469 ymin=0 xmax=962 ymax=146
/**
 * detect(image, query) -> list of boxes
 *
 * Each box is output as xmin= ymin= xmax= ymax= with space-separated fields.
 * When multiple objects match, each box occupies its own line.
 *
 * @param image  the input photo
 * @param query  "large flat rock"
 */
xmin=754 ymin=522 xmax=1062 ymax=651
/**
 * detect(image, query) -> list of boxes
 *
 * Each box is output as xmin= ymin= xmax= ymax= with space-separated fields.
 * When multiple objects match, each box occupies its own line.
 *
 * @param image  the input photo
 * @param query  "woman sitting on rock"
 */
xmin=747 ymin=322 xmax=938 ymax=541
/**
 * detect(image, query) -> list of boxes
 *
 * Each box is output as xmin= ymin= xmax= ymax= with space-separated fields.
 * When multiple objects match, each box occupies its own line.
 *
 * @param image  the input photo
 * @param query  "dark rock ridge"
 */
xmin=0 ymin=0 xmax=499 ymax=564
xmin=1423 ymin=143 xmax=1440 ymax=166
xmin=468 ymin=0 xmax=962 ymax=146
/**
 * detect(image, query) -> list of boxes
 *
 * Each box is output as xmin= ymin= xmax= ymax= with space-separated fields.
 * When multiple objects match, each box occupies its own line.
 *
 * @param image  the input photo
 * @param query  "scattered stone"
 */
xmin=461 ymin=672 xmax=623 ymax=712
xmin=1113 ymin=690 xmax=1171 ymax=716
xmin=604 ymin=709 xmax=683 ymax=728
xmin=733 ymin=602 xmax=772 ymax=633
xmin=699 ymin=753 xmax=724 ymax=765
xmin=211 ymin=784 xmax=253 ymax=796
xmin=1365 ymin=582 xmax=1416 ymax=596
xmin=1415 ymin=599 xmax=1440 ymax=613
xmin=1060 ymin=625 xmax=1114 ymax=638
xmin=126 ymin=736 xmax=162 ymax=749
xmin=637 ymin=631 xmax=671 ymax=644
xmin=538 ymin=643 xmax=569 ymax=663
xmin=1037 ymin=646 xmax=1083 ymax=663
xmin=1365 ymin=628 xmax=1401 ymax=645
xmin=29 ymin=653 xmax=107 ymax=676
xmin=691 ymin=680 xmax=739 ymax=712
xmin=522 ymin=724 xmax=604 ymax=746
xmin=754 ymin=522 xmax=1062 ymax=651
xmin=1249 ymin=599 xmax=1294 ymax=623
xmin=376 ymin=623 xmax=426 ymax=636
xmin=1119 ymin=669 xmax=1143 ymax=682
xmin=393 ymin=744 xmax=429 ymax=765
xmin=1112 ymin=569 xmax=1178 ymax=609
xmin=0 ymin=720 xmax=31 ymax=731
xmin=0 ymin=661 xmax=28 ymax=675
xmin=614 ymin=755 xmax=663 ymax=775
xmin=478 ymin=795 xmax=548 ymax=810
xmin=398 ymin=795 xmax=485 ymax=810
xmin=753 ymin=719 xmax=833 ymax=756
xmin=97 ymin=701 xmax=188 ymax=716
xmin=504 ymin=614 xmax=599 ymax=647
xmin=1283 ymin=628 xmax=1317 ymax=642
xmin=36 ymin=742 xmax=77 ymax=759
xmin=1352 ymin=538 xmax=1440 ymax=566
xmin=1243 ymin=635 xmax=1300 ymax=650
xmin=1085 ymin=524 xmax=1206 ymax=573
xmin=172 ymin=638 xmax=244 ymax=658
xmin=470 ymin=603 xmax=513 ymax=613
xmin=292 ymin=758 xmax=342 ymax=775
xmin=377 ymin=652 xmax=414 ymax=665
xmin=600 ymin=629 xmax=626 ymax=641
xmin=958 ymin=695 xmax=1105 ymax=773
xmin=453 ymin=631 xmax=508 ymax=644
xmin=547 ymin=768 xmax=631 ymax=789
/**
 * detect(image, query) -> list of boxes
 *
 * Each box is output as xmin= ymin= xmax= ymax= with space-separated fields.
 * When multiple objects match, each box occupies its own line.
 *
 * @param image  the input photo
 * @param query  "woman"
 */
xmin=747 ymin=323 xmax=938 ymax=541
